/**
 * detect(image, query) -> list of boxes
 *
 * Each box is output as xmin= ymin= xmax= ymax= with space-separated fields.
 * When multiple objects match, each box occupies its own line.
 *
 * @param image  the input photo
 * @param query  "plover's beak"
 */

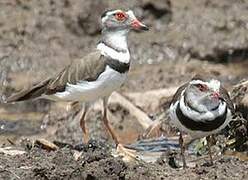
xmin=211 ymin=91 xmax=220 ymax=100
xmin=131 ymin=19 xmax=149 ymax=31
xmin=126 ymin=10 xmax=149 ymax=31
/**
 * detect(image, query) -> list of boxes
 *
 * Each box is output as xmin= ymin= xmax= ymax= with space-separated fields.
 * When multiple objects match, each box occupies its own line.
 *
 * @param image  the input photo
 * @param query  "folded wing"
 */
xmin=6 ymin=50 xmax=106 ymax=102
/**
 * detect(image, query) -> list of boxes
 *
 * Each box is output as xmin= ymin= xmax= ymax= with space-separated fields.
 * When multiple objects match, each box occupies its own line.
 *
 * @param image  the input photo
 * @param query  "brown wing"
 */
xmin=219 ymin=85 xmax=235 ymax=114
xmin=6 ymin=50 xmax=107 ymax=102
xmin=170 ymin=83 xmax=189 ymax=105
xmin=45 ymin=50 xmax=106 ymax=94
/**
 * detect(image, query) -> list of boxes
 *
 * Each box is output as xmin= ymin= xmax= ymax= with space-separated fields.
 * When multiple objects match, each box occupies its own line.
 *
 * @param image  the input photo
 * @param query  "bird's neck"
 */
xmin=97 ymin=29 xmax=130 ymax=64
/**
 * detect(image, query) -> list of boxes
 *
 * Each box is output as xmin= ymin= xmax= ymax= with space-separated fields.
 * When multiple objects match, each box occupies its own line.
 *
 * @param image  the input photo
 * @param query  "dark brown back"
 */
xmin=170 ymin=83 xmax=189 ymax=105
xmin=45 ymin=50 xmax=106 ymax=94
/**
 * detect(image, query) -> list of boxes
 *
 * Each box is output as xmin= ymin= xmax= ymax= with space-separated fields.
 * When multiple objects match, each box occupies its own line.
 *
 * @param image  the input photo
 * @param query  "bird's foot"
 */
xmin=116 ymin=144 xmax=139 ymax=162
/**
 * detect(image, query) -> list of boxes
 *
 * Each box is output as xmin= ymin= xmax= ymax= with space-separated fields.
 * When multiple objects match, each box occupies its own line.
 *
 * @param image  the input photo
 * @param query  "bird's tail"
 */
xmin=6 ymin=79 xmax=50 ymax=103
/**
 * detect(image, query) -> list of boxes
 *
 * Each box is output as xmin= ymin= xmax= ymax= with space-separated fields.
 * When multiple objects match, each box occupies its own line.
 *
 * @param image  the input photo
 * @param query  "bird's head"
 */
xmin=101 ymin=9 xmax=149 ymax=32
xmin=185 ymin=76 xmax=222 ymax=111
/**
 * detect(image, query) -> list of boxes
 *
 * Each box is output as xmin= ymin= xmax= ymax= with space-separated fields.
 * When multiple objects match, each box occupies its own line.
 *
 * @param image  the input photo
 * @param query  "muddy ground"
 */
xmin=0 ymin=0 xmax=248 ymax=179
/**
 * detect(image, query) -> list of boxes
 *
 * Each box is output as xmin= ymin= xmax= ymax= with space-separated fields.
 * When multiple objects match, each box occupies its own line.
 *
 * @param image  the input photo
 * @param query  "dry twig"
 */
xmin=110 ymin=92 xmax=153 ymax=129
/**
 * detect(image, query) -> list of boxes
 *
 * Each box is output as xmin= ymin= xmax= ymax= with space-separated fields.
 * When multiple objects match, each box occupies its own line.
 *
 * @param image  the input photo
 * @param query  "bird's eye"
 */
xmin=115 ymin=12 xmax=126 ymax=21
xmin=196 ymin=84 xmax=207 ymax=91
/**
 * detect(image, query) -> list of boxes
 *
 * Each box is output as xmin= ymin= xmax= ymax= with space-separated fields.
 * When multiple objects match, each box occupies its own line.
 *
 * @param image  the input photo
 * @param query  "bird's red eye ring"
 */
xmin=196 ymin=84 xmax=207 ymax=91
xmin=115 ymin=12 xmax=126 ymax=21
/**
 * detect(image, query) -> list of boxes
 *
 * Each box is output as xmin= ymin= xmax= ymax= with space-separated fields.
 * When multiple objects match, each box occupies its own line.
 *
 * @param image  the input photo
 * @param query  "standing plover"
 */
xmin=7 ymin=9 xmax=149 ymax=148
xmin=169 ymin=75 xmax=234 ymax=168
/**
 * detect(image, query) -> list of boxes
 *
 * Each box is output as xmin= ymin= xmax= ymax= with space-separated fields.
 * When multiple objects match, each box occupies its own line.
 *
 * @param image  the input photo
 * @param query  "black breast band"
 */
xmin=106 ymin=59 xmax=130 ymax=73
xmin=175 ymin=103 xmax=227 ymax=131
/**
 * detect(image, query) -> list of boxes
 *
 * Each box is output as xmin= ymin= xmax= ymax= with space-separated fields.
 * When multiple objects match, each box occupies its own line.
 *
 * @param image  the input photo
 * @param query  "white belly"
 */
xmin=43 ymin=66 xmax=127 ymax=102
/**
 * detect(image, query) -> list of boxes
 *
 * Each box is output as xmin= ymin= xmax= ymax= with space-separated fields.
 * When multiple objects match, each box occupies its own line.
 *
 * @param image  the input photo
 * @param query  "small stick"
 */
xmin=110 ymin=92 xmax=153 ymax=129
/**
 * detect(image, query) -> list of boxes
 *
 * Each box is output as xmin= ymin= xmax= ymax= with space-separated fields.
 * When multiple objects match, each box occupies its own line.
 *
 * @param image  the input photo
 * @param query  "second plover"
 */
xmin=169 ymin=75 xmax=234 ymax=168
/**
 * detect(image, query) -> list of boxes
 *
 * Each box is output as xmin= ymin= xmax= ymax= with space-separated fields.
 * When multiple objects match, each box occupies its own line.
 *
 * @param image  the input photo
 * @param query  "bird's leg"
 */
xmin=78 ymin=103 xmax=90 ymax=144
xmin=206 ymin=135 xmax=214 ymax=165
xmin=102 ymin=97 xmax=137 ymax=160
xmin=179 ymin=132 xmax=187 ymax=168
xmin=102 ymin=97 xmax=119 ymax=144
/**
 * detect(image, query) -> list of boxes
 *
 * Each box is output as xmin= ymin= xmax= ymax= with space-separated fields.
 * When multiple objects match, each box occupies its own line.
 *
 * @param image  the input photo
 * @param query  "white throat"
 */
xmin=97 ymin=30 xmax=130 ymax=63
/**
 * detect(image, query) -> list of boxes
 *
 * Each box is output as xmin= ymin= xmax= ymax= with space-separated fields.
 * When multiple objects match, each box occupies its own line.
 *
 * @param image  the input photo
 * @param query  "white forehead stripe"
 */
xmin=126 ymin=10 xmax=135 ymax=19
xmin=208 ymin=79 xmax=220 ymax=91
xmin=190 ymin=79 xmax=221 ymax=91
xmin=106 ymin=10 xmax=123 ymax=16
xmin=102 ymin=10 xmax=126 ymax=23
xmin=190 ymin=80 xmax=206 ymax=85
